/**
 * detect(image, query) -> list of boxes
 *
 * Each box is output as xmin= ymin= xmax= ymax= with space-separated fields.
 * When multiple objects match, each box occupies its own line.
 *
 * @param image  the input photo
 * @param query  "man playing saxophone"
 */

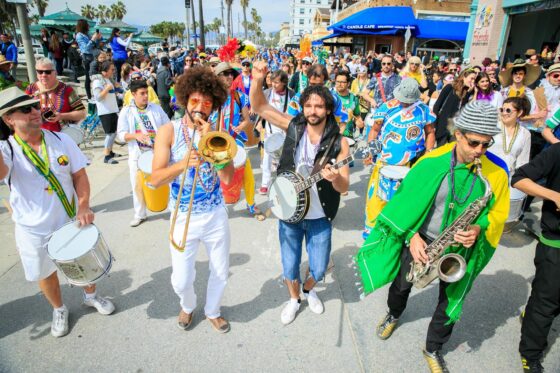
xmin=355 ymin=101 xmax=510 ymax=372
xmin=151 ymin=66 xmax=235 ymax=334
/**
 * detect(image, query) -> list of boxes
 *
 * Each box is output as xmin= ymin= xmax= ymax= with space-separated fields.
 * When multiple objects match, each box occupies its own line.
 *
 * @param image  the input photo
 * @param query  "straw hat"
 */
xmin=498 ymin=59 xmax=541 ymax=87
xmin=0 ymin=87 xmax=39 ymax=117
xmin=213 ymin=62 xmax=239 ymax=78
xmin=0 ymin=55 xmax=12 ymax=66
xmin=547 ymin=63 xmax=560 ymax=75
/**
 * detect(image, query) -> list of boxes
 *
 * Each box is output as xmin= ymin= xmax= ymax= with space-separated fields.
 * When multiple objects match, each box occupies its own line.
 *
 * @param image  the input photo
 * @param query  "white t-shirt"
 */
xmin=265 ymin=90 xmax=289 ymax=137
xmin=1 ymin=131 xmax=88 ymax=234
xmin=92 ymin=77 xmax=119 ymax=115
xmin=294 ymin=131 xmax=326 ymax=220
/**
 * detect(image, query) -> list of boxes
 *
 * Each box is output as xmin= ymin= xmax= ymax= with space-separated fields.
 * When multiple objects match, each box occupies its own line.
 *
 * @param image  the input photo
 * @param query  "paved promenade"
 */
xmin=0 ymin=142 xmax=558 ymax=372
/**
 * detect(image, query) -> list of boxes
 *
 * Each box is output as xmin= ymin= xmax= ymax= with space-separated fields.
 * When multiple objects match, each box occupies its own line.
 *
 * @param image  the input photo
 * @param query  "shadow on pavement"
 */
xmin=92 ymin=195 xmax=133 ymax=214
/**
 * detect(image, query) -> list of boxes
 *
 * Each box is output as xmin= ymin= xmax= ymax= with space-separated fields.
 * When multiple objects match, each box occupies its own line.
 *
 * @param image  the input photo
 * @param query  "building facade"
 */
xmin=464 ymin=0 xmax=560 ymax=65
xmin=289 ymin=0 xmax=334 ymax=42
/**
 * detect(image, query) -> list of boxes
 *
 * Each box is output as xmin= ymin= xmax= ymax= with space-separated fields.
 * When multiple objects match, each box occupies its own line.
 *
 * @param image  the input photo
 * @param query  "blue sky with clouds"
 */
xmin=45 ymin=0 xmax=290 ymax=33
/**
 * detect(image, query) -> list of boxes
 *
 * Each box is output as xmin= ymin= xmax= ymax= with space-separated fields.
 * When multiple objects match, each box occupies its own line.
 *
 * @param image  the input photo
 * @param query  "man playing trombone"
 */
xmin=151 ymin=66 xmax=235 ymax=334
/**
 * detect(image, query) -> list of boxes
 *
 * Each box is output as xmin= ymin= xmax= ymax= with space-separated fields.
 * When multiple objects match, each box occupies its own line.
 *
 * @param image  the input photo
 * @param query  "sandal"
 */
xmin=207 ymin=316 xmax=230 ymax=334
xmin=177 ymin=310 xmax=193 ymax=330
xmin=247 ymin=204 xmax=266 ymax=221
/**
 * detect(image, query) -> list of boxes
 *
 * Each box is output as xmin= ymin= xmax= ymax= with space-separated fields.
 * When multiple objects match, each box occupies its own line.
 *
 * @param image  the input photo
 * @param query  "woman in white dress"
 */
xmin=490 ymin=96 xmax=532 ymax=179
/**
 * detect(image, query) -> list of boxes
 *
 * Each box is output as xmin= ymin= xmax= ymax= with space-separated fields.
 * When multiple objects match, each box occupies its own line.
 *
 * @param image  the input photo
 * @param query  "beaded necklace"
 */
xmin=449 ymin=147 xmax=478 ymax=209
xmin=501 ymin=122 xmax=519 ymax=155
xmin=180 ymin=118 xmax=217 ymax=193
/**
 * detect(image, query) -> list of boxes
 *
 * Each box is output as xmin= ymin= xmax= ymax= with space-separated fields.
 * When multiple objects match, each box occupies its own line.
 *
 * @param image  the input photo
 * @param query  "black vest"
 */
xmin=277 ymin=113 xmax=342 ymax=221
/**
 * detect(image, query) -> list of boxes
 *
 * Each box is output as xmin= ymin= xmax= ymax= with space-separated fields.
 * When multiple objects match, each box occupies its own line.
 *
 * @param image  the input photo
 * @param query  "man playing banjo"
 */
xmin=0 ymin=87 xmax=115 ymax=338
xmin=250 ymin=61 xmax=350 ymax=325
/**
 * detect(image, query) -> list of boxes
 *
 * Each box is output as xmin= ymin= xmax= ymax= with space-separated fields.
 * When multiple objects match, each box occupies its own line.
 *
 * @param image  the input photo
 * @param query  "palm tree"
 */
xmin=240 ymin=0 xmax=249 ymax=40
xmin=109 ymin=1 xmax=127 ymax=20
xmin=225 ymin=0 xmax=233 ymax=39
xmin=96 ymin=5 xmax=109 ymax=24
xmin=81 ymin=5 xmax=96 ymax=20
xmin=198 ymin=0 xmax=205 ymax=48
xmin=190 ymin=2 xmax=197 ymax=46
xmin=33 ymin=0 xmax=48 ymax=17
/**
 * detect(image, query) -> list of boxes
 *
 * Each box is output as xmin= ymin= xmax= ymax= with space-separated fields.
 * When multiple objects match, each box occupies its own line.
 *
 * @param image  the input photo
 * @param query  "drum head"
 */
xmin=233 ymin=147 xmax=247 ymax=168
xmin=380 ymin=165 xmax=410 ymax=179
xmin=269 ymin=175 xmax=298 ymax=220
xmin=510 ymin=187 xmax=526 ymax=200
xmin=137 ymin=151 xmax=154 ymax=175
xmin=47 ymin=223 xmax=100 ymax=261
xmin=264 ymin=133 xmax=285 ymax=153
xmin=61 ymin=125 xmax=84 ymax=145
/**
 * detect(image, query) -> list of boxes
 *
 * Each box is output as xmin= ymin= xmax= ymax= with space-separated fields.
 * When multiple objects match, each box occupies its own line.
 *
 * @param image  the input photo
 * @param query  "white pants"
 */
xmin=261 ymin=150 xmax=273 ymax=188
xmin=128 ymin=158 xmax=147 ymax=220
xmin=169 ymin=206 xmax=230 ymax=318
xmin=15 ymin=225 xmax=58 ymax=281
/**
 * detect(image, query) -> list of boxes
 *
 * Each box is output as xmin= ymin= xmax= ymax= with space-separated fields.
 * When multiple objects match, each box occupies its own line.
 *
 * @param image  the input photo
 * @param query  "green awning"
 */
xmin=39 ymin=6 xmax=95 ymax=29
xmin=132 ymin=31 xmax=163 ymax=46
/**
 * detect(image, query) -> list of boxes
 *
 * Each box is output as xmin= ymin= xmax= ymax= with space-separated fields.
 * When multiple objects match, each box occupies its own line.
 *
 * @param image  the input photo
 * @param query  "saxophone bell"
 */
xmin=437 ymin=253 xmax=467 ymax=283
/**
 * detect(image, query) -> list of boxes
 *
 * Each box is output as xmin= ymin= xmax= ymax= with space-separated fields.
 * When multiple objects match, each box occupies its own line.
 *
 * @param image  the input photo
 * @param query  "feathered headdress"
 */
xmin=217 ymin=38 xmax=257 ymax=62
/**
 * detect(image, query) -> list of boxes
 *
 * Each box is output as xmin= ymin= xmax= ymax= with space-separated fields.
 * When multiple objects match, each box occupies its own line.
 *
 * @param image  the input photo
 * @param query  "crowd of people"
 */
xmin=1 ymin=20 xmax=560 ymax=372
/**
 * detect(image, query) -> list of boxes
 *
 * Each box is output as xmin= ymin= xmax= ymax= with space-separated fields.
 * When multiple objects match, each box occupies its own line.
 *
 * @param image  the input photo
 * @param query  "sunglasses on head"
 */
xmin=188 ymin=97 xmax=213 ymax=109
xmin=499 ymin=107 xmax=517 ymax=114
xmin=8 ymin=102 xmax=40 ymax=115
xmin=461 ymin=133 xmax=494 ymax=149
xmin=37 ymin=69 xmax=53 ymax=75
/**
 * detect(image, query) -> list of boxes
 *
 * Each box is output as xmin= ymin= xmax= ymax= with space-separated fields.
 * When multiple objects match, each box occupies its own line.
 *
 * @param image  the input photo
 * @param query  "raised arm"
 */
xmin=250 ymin=60 xmax=292 ymax=131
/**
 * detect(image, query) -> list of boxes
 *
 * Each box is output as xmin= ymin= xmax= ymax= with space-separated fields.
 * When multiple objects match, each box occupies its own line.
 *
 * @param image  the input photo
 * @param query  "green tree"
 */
xmin=240 ymin=0 xmax=249 ymax=40
xmin=96 ymin=4 xmax=110 ymax=24
xmin=33 ymin=0 xmax=48 ymax=17
xmin=225 ymin=0 xmax=233 ymax=39
xmin=109 ymin=1 xmax=127 ymax=21
xmin=80 ymin=5 xmax=96 ymax=20
xmin=198 ymin=0 xmax=205 ymax=48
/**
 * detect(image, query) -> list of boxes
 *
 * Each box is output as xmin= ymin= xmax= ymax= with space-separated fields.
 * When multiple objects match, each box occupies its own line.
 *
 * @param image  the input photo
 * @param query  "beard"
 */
xmin=305 ymin=113 xmax=326 ymax=126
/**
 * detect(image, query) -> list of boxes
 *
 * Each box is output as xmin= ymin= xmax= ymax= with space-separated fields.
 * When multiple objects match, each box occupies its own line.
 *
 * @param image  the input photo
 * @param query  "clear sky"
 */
xmin=44 ymin=0 xmax=290 ymax=34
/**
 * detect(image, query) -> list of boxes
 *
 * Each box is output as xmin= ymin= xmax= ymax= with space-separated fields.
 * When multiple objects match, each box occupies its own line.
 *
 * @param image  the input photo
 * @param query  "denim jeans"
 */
xmin=279 ymin=217 xmax=332 ymax=283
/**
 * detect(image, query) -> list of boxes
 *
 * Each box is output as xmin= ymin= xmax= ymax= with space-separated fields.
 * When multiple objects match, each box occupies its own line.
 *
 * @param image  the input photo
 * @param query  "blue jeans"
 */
xmin=279 ymin=218 xmax=332 ymax=283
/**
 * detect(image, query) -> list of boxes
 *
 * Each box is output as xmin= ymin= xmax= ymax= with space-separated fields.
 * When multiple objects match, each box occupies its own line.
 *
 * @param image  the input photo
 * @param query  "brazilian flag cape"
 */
xmin=355 ymin=143 xmax=509 ymax=323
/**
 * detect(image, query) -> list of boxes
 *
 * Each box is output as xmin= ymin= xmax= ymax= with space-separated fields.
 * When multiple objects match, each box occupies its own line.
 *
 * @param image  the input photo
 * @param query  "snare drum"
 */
xmin=137 ymin=151 xmax=169 ymax=212
xmin=264 ymin=132 xmax=285 ymax=160
xmin=47 ymin=222 xmax=113 ymax=286
xmin=507 ymin=187 xmax=526 ymax=223
xmin=221 ymin=147 xmax=247 ymax=204
xmin=61 ymin=124 xmax=84 ymax=145
xmin=377 ymin=165 xmax=410 ymax=202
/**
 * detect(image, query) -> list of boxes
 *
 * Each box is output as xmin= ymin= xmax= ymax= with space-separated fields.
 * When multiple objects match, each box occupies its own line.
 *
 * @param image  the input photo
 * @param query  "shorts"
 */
xmin=99 ymin=113 xmax=118 ymax=134
xmin=15 ymin=225 xmax=58 ymax=281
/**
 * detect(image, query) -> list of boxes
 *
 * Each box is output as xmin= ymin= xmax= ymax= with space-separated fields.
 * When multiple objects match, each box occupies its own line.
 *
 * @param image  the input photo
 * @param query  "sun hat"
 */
xmin=213 ymin=62 xmax=239 ymax=78
xmin=524 ymin=49 xmax=537 ymax=57
xmin=393 ymin=78 xmax=420 ymax=104
xmin=241 ymin=58 xmax=251 ymax=65
xmin=546 ymin=63 xmax=560 ymax=75
xmin=0 ymin=87 xmax=40 ymax=117
xmin=454 ymin=101 xmax=500 ymax=136
xmin=302 ymin=56 xmax=313 ymax=64
xmin=209 ymin=56 xmax=221 ymax=64
xmin=498 ymin=58 xmax=541 ymax=87
xmin=0 ymin=55 xmax=12 ymax=66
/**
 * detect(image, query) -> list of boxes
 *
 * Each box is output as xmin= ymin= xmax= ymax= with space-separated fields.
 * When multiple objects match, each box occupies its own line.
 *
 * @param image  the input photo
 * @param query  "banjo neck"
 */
xmin=294 ymin=155 xmax=353 ymax=193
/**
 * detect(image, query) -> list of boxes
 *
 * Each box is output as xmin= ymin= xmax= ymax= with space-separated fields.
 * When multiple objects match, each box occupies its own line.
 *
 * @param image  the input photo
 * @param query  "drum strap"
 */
xmin=310 ymin=134 xmax=337 ymax=175
xmin=13 ymin=133 xmax=76 ymax=219
xmin=376 ymin=74 xmax=387 ymax=103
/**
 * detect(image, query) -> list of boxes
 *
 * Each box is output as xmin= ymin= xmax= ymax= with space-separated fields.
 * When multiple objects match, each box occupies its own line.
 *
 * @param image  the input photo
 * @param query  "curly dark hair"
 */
xmin=299 ymin=85 xmax=335 ymax=114
xmin=174 ymin=66 xmax=228 ymax=110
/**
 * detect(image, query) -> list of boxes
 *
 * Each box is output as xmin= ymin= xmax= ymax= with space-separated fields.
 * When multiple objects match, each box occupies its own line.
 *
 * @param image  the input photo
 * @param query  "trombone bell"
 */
xmin=199 ymin=131 xmax=237 ymax=165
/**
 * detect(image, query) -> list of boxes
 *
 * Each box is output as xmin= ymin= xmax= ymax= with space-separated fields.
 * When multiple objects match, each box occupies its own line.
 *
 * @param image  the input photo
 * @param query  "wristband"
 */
xmin=213 ymin=161 xmax=230 ymax=171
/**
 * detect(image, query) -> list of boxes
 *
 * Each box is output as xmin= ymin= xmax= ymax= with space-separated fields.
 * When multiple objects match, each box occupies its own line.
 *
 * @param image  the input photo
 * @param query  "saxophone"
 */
xmin=406 ymin=158 xmax=492 ymax=289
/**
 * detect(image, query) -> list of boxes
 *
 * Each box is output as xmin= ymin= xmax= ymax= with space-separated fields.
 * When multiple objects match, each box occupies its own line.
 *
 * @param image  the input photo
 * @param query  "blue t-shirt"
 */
xmin=208 ymin=91 xmax=250 ymax=146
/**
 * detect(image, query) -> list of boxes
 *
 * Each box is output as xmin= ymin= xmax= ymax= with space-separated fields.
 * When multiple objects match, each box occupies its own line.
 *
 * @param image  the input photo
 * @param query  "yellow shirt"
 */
xmin=400 ymin=70 xmax=424 ymax=85
xmin=123 ymin=86 xmax=160 ymax=107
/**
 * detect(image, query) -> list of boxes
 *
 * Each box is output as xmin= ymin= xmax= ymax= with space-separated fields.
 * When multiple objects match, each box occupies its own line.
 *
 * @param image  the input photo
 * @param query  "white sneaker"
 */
xmin=304 ymin=289 xmax=324 ymax=314
xmin=83 ymin=294 xmax=115 ymax=315
xmin=281 ymin=299 xmax=301 ymax=325
xmin=130 ymin=217 xmax=147 ymax=227
xmin=51 ymin=305 xmax=69 ymax=338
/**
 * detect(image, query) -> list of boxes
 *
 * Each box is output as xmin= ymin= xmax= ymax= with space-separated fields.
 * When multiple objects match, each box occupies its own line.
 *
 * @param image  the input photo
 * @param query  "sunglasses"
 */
xmin=462 ymin=133 xmax=494 ymax=149
xmin=210 ymin=63 xmax=218 ymax=68
xmin=382 ymin=62 xmax=392 ymax=66
xmin=9 ymin=102 xmax=40 ymax=114
xmin=37 ymin=69 xmax=53 ymax=75
xmin=449 ymin=69 xmax=457 ymax=73
xmin=242 ymin=63 xmax=251 ymax=67
xmin=188 ymin=97 xmax=213 ymax=109
xmin=185 ymin=59 xmax=192 ymax=62
xmin=302 ymin=61 xmax=311 ymax=66
xmin=499 ymin=107 xmax=517 ymax=114
xmin=551 ymin=73 xmax=560 ymax=79
xmin=220 ymin=71 xmax=235 ymax=77
xmin=410 ymin=62 xmax=420 ymax=66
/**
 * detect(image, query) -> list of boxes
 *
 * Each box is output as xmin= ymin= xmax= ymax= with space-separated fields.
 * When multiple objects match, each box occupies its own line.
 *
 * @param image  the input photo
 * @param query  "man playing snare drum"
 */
xmin=364 ymin=78 xmax=436 ymax=239
xmin=0 ymin=87 xmax=114 ymax=338
xmin=117 ymin=79 xmax=169 ymax=227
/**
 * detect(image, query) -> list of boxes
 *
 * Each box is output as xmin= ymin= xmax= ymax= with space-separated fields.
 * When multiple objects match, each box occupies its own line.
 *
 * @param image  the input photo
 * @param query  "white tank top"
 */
xmin=294 ymin=130 xmax=326 ymax=220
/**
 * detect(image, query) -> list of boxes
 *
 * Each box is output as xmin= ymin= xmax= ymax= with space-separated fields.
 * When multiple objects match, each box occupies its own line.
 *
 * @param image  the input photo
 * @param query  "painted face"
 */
xmin=186 ymin=92 xmax=214 ymax=122
xmin=303 ymin=94 xmax=329 ymax=127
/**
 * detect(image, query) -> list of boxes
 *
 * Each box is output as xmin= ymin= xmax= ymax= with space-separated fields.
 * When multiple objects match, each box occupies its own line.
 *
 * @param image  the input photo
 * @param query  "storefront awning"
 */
xmin=328 ymin=6 xmax=417 ymax=34
xmin=416 ymin=19 xmax=469 ymax=41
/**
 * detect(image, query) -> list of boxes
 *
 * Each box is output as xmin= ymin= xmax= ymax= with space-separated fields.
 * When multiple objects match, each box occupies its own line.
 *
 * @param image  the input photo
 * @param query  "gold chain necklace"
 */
xmin=502 ymin=122 xmax=519 ymax=155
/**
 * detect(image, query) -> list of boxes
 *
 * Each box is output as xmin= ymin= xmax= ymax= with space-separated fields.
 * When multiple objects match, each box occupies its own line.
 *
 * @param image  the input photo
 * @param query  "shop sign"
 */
xmin=472 ymin=4 xmax=494 ymax=47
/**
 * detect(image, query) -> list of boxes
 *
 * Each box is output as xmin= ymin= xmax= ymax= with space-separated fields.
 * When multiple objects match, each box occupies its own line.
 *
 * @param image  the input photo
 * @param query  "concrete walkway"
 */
xmin=0 ymin=143 xmax=558 ymax=372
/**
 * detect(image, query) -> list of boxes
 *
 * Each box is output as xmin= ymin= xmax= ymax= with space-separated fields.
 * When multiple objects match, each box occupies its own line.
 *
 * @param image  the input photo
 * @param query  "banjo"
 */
xmin=268 ymin=140 xmax=381 ymax=223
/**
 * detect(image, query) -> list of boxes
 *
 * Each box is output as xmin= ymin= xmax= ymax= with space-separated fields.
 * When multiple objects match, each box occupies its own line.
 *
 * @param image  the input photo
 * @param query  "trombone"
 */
xmin=169 ymin=112 xmax=237 ymax=252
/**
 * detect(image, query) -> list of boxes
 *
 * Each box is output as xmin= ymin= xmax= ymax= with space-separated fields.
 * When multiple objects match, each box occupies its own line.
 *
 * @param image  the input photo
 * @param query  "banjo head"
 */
xmin=269 ymin=172 xmax=301 ymax=221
